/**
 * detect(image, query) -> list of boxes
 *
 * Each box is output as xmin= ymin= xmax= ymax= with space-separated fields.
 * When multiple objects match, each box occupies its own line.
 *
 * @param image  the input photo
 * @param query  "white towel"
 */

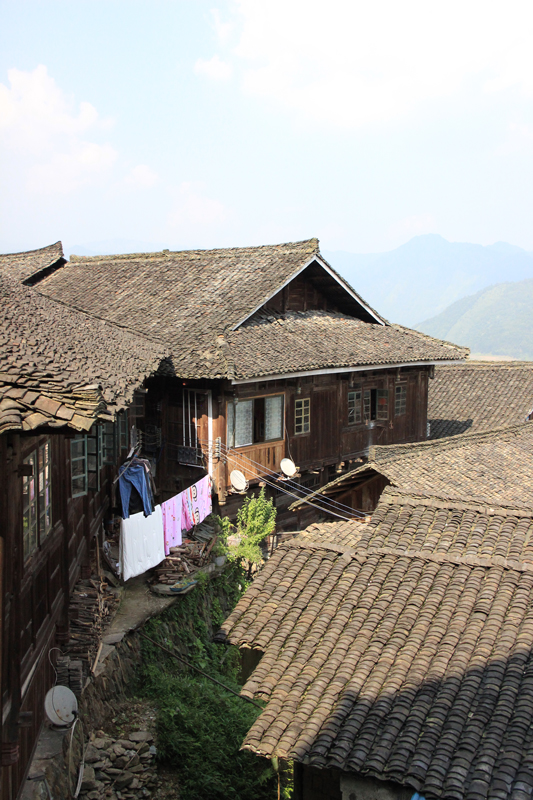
xmin=119 ymin=505 xmax=165 ymax=581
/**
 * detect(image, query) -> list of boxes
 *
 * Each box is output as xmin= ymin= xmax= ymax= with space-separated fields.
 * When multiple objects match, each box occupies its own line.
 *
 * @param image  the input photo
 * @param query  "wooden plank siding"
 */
xmin=217 ymin=367 xmax=429 ymax=493
xmin=0 ymin=425 xmax=119 ymax=800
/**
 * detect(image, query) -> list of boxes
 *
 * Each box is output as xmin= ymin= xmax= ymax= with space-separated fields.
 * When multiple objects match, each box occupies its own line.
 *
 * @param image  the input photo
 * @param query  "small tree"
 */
xmin=218 ymin=488 xmax=276 ymax=577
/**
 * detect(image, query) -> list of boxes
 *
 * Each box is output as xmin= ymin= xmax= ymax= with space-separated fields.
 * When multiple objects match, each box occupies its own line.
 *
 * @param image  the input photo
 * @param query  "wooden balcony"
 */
xmin=225 ymin=440 xmax=285 ymax=487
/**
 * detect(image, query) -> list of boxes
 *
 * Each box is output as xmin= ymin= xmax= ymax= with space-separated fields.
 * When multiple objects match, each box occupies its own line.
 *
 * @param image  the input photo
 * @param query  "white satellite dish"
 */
xmin=280 ymin=458 xmax=297 ymax=478
xmin=230 ymin=470 xmax=248 ymax=493
xmin=44 ymin=685 xmax=78 ymax=727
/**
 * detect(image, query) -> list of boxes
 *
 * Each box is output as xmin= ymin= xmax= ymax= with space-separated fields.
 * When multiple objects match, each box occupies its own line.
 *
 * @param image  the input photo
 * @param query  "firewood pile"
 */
xmin=151 ymin=536 xmax=217 ymax=585
xmin=63 ymin=576 xmax=118 ymax=673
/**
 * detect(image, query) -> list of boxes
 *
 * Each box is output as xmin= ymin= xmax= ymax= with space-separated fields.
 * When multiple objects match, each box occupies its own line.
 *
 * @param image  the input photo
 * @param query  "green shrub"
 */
xmin=137 ymin=567 xmax=292 ymax=799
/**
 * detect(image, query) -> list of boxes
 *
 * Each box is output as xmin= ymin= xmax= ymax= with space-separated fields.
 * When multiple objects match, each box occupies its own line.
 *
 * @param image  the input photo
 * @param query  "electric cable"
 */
xmin=196 ymin=436 xmax=366 ymax=519
xmin=197 ymin=438 xmax=359 ymax=522
xmin=196 ymin=436 xmax=361 ymax=515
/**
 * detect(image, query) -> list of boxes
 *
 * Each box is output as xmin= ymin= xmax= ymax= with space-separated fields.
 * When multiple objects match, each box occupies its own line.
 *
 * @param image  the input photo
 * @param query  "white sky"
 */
xmin=2 ymin=0 xmax=533 ymax=253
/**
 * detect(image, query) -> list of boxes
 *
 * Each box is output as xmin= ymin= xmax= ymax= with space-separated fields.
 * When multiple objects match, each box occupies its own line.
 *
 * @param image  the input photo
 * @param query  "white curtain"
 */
xmin=226 ymin=401 xmax=235 ymax=448
xmin=265 ymin=395 xmax=283 ymax=441
xmin=235 ymin=400 xmax=253 ymax=447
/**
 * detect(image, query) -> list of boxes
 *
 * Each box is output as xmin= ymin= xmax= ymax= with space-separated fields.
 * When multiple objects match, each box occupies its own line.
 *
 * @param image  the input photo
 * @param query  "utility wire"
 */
xmin=197 ymin=439 xmax=359 ymax=522
xmin=197 ymin=436 xmax=362 ymax=516
xmin=138 ymin=632 xmax=264 ymax=711
xmin=197 ymin=436 xmax=365 ymax=519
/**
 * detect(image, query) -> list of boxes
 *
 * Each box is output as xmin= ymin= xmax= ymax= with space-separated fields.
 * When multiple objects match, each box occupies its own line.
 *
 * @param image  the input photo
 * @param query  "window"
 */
xmin=295 ymin=398 xmax=310 ymax=434
xmin=71 ymin=435 xmax=88 ymax=497
xmin=395 ymin=384 xmax=407 ymax=416
xmin=23 ymin=441 xmax=52 ymax=560
xmin=363 ymin=389 xmax=389 ymax=422
xmin=71 ymin=427 xmax=105 ymax=496
xmin=348 ymin=387 xmax=362 ymax=424
xmin=101 ymin=412 xmax=129 ymax=465
xmin=227 ymin=396 xmax=285 ymax=448
xmin=102 ymin=422 xmax=116 ymax=464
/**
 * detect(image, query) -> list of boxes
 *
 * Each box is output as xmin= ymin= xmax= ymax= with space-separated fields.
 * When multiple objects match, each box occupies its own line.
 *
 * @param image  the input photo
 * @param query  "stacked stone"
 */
xmin=79 ymin=730 xmax=157 ymax=800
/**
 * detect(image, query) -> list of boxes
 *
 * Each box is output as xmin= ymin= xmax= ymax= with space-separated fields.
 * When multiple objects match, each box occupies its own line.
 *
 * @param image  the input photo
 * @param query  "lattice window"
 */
xmin=348 ymin=388 xmax=362 ymax=424
xmin=23 ymin=440 xmax=52 ymax=560
xmin=363 ymin=389 xmax=389 ymax=421
xmin=71 ymin=435 xmax=88 ymax=498
xmin=395 ymin=384 xmax=407 ymax=416
xmin=295 ymin=398 xmax=310 ymax=434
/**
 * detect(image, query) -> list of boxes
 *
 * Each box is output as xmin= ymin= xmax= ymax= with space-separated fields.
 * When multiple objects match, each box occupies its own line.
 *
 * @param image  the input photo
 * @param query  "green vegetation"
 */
xmin=416 ymin=278 xmax=533 ymax=360
xmin=217 ymin=488 xmax=277 ymax=578
xmin=138 ymin=564 xmax=292 ymax=800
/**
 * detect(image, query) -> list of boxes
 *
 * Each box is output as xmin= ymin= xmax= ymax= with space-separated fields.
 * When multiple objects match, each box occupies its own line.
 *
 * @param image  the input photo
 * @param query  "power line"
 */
xmin=199 ymin=436 xmax=365 ymax=518
xmin=197 ymin=437 xmax=364 ymax=522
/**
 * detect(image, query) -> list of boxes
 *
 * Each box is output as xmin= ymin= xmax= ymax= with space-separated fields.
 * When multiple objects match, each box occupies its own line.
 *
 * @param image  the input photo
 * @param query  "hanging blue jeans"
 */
xmin=119 ymin=463 xmax=153 ymax=519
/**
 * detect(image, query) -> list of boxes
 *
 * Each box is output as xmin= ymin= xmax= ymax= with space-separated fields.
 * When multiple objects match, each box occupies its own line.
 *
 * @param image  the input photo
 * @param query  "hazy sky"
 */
xmin=2 ymin=0 xmax=533 ymax=254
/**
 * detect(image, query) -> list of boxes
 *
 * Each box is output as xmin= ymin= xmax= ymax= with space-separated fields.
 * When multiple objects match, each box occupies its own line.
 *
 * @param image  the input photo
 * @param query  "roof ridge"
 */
xmin=69 ymin=238 xmax=320 ymax=264
xmin=0 ymin=241 xmax=63 ymax=258
xmin=280 ymin=528 xmax=533 ymax=572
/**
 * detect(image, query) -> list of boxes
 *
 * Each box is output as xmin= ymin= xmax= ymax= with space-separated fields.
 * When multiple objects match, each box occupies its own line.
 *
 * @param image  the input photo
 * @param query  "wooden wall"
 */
xmin=212 ymin=366 xmax=429 ymax=527
xmin=0 ymin=429 xmax=112 ymax=800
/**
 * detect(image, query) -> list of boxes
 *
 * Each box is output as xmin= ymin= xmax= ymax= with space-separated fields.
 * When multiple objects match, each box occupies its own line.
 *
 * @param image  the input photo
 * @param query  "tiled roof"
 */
xmin=222 ymin=495 xmax=533 ymax=800
xmin=429 ymin=362 xmax=533 ymax=439
xmin=290 ymin=422 xmax=533 ymax=511
xmin=36 ymin=240 xmax=466 ymax=380
xmin=38 ymin=239 xmax=324 ymax=379
xmin=0 ymin=274 xmax=167 ymax=434
xmin=227 ymin=311 xmax=468 ymax=380
xmin=0 ymin=241 xmax=64 ymax=283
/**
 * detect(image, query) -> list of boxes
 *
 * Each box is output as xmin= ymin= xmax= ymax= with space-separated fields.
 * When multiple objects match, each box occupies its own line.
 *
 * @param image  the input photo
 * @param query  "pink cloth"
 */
xmin=181 ymin=475 xmax=212 ymax=533
xmin=162 ymin=493 xmax=183 ymax=555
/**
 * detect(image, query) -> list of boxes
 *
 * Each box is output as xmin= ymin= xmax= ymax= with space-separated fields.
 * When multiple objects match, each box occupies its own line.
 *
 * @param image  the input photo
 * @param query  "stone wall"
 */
xmin=21 ymin=633 xmax=143 ymax=800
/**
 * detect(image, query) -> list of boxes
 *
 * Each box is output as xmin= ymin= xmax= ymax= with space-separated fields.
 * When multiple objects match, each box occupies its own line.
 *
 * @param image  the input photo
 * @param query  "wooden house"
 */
xmin=35 ymin=239 xmax=468 ymax=528
xmin=220 ymin=464 xmax=533 ymax=800
xmin=0 ymin=251 xmax=165 ymax=800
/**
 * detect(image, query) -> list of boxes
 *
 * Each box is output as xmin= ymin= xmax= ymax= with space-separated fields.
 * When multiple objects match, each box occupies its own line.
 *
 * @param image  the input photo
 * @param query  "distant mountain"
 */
xmin=324 ymin=235 xmax=533 ymax=326
xmin=416 ymin=279 xmax=533 ymax=360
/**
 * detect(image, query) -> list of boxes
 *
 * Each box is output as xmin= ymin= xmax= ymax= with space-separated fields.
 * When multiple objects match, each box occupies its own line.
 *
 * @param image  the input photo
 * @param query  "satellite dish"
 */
xmin=230 ymin=470 xmax=248 ymax=492
xmin=44 ymin=686 xmax=78 ymax=727
xmin=280 ymin=458 xmax=297 ymax=478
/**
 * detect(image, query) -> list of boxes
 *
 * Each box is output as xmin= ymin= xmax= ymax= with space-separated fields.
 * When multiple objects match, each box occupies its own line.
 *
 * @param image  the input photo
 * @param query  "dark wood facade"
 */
xmin=137 ymin=363 xmax=429 ymax=531
xmin=0 ymin=422 xmax=126 ymax=800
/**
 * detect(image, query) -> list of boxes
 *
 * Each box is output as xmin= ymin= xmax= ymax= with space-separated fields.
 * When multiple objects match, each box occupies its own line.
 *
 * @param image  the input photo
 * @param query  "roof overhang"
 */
xmin=231 ymin=359 xmax=467 ymax=385
xmin=231 ymin=255 xmax=385 ymax=331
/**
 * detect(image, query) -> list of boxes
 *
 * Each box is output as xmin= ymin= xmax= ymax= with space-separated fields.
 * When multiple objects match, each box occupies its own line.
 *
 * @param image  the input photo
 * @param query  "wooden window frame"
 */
xmin=348 ymin=387 xmax=362 ymax=425
xmin=363 ymin=388 xmax=389 ymax=422
xmin=227 ymin=394 xmax=285 ymax=448
xmin=294 ymin=397 xmax=310 ymax=435
xmin=70 ymin=435 xmax=88 ymax=498
xmin=22 ymin=438 xmax=52 ymax=561
xmin=395 ymin=384 xmax=407 ymax=416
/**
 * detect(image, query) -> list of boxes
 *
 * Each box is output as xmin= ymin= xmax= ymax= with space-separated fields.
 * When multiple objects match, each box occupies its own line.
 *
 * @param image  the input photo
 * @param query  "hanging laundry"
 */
xmin=119 ymin=505 xmax=165 ymax=581
xmin=162 ymin=493 xmax=183 ymax=555
xmin=119 ymin=460 xmax=154 ymax=519
xmin=181 ymin=475 xmax=212 ymax=533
